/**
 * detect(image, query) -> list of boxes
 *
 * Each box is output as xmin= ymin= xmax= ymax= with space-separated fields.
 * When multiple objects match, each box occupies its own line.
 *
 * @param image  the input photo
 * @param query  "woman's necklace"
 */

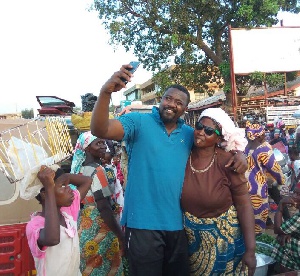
xmin=189 ymin=152 xmax=216 ymax=173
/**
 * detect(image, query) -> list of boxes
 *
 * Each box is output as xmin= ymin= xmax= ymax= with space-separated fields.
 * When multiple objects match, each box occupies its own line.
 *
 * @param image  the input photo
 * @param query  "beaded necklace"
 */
xmin=189 ymin=152 xmax=216 ymax=173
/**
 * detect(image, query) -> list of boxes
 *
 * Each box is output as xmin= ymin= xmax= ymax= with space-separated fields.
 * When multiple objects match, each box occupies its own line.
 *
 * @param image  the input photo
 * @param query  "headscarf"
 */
xmin=274 ymin=128 xmax=281 ymax=135
xmin=199 ymin=108 xmax=247 ymax=151
xmin=70 ymin=131 xmax=97 ymax=174
xmin=245 ymin=121 xmax=265 ymax=141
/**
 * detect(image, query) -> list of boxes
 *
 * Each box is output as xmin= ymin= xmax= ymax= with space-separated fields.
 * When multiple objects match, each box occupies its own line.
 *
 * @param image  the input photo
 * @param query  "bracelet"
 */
xmin=230 ymin=150 xmax=238 ymax=155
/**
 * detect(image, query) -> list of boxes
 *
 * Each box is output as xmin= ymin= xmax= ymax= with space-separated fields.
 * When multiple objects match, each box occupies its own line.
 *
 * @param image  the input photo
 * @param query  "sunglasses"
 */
xmin=195 ymin=122 xmax=221 ymax=136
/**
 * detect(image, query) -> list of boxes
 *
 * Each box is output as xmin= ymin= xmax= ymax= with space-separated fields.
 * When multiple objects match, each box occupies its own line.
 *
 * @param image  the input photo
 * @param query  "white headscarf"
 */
xmin=199 ymin=108 xmax=247 ymax=152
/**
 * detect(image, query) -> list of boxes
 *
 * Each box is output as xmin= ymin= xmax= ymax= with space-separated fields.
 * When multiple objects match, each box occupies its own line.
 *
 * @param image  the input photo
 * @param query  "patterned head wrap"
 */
xmin=70 ymin=131 xmax=97 ymax=174
xmin=199 ymin=108 xmax=247 ymax=151
xmin=245 ymin=121 xmax=265 ymax=141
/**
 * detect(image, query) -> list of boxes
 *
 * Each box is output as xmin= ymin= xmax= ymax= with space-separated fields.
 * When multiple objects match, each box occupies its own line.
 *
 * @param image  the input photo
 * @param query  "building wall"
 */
xmin=122 ymin=76 xmax=222 ymax=105
xmin=0 ymin=113 xmax=22 ymax=120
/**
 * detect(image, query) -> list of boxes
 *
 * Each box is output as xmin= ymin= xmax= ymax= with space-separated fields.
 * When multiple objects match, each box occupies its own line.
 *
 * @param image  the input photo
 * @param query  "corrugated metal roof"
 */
xmin=187 ymin=92 xmax=226 ymax=111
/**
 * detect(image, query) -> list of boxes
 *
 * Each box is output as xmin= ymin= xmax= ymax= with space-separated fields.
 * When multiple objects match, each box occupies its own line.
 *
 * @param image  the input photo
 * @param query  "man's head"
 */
xmin=159 ymin=84 xmax=190 ymax=124
xmin=274 ymin=129 xmax=281 ymax=139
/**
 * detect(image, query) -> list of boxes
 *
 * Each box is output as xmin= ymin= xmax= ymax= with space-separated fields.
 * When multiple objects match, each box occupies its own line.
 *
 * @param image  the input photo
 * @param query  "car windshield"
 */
xmin=39 ymin=97 xmax=67 ymax=106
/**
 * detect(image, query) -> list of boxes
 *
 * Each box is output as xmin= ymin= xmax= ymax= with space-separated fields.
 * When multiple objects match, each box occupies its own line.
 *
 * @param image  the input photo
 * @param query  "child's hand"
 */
xmin=38 ymin=166 xmax=55 ymax=188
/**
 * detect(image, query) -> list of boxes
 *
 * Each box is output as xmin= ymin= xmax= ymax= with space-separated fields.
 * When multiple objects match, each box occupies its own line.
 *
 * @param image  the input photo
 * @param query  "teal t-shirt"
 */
xmin=118 ymin=107 xmax=194 ymax=230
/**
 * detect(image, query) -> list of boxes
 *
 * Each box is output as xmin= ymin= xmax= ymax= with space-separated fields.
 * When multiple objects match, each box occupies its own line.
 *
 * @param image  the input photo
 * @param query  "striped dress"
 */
xmin=245 ymin=142 xmax=285 ymax=234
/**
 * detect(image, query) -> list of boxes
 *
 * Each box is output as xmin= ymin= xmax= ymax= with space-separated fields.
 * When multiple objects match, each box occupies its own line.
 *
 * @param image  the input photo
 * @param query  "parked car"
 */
xmin=36 ymin=96 xmax=75 ymax=116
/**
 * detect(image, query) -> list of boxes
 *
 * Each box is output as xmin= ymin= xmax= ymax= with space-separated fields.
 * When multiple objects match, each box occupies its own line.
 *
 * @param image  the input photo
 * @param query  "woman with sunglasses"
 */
xmin=181 ymin=108 xmax=256 ymax=276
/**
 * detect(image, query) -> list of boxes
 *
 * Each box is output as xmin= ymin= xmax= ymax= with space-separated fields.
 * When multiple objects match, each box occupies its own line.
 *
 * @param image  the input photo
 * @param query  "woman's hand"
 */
xmin=242 ymin=251 xmax=256 ymax=276
xmin=276 ymin=234 xmax=291 ymax=246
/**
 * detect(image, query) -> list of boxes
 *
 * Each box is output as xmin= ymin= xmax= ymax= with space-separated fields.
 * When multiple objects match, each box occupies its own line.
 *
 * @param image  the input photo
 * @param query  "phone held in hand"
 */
xmin=121 ymin=61 xmax=141 ymax=84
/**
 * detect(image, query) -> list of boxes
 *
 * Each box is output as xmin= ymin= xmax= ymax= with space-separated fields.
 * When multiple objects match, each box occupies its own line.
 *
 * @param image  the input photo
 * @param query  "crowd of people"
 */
xmin=24 ymin=64 xmax=300 ymax=275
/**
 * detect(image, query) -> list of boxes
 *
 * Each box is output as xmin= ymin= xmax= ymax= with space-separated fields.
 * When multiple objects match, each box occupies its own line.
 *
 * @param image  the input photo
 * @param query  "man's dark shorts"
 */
xmin=125 ymin=227 xmax=190 ymax=276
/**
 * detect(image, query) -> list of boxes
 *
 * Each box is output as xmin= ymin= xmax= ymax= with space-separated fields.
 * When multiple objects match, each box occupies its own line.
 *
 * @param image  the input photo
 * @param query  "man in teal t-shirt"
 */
xmin=90 ymin=64 xmax=247 ymax=276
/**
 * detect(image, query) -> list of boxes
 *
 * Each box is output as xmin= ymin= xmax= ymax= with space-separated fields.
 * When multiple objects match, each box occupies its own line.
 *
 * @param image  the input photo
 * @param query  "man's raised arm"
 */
xmin=91 ymin=64 xmax=133 ymax=141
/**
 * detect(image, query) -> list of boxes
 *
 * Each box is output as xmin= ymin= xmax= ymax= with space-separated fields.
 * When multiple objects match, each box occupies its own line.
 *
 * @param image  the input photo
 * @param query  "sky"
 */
xmin=0 ymin=0 xmax=153 ymax=115
xmin=0 ymin=2 xmax=300 ymax=115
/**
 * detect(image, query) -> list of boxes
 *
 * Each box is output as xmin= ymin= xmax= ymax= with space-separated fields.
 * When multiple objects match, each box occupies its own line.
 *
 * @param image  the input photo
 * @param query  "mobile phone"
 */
xmin=121 ymin=61 xmax=141 ymax=84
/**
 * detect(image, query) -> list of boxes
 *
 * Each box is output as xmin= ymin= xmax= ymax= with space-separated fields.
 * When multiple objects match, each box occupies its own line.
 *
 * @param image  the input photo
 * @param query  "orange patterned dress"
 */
xmin=245 ymin=142 xmax=285 ymax=234
xmin=78 ymin=163 xmax=123 ymax=276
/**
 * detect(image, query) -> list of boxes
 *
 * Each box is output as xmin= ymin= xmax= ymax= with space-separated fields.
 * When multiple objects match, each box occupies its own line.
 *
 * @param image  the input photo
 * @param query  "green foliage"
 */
xmin=21 ymin=108 xmax=34 ymax=119
xmin=249 ymin=72 xmax=285 ymax=88
xmin=219 ymin=61 xmax=231 ymax=93
xmin=265 ymin=73 xmax=285 ymax=88
xmin=153 ymin=64 xmax=223 ymax=97
xmin=250 ymin=71 xmax=265 ymax=86
xmin=92 ymin=0 xmax=298 ymax=97
xmin=286 ymin=71 xmax=298 ymax=82
xmin=73 ymin=106 xmax=82 ymax=113
xmin=256 ymin=233 xmax=276 ymax=245
xmin=93 ymin=0 xmax=297 ymax=68
xmin=236 ymin=75 xmax=252 ymax=95
xmin=109 ymin=104 xmax=116 ymax=113
xmin=152 ymin=69 xmax=174 ymax=97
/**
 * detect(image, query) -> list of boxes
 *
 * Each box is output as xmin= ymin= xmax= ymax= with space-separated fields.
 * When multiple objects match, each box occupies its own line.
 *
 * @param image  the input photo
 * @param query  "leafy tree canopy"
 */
xmin=21 ymin=108 xmax=34 ymax=119
xmin=93 ymin=0 xmax=299 ymax=96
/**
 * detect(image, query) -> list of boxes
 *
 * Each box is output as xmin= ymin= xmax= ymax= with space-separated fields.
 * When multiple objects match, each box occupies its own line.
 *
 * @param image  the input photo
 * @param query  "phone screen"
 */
xmin=128 ymin=61 xmax=140 ymax=73
xmin=121 ymin=61 xmax=141 ymax=84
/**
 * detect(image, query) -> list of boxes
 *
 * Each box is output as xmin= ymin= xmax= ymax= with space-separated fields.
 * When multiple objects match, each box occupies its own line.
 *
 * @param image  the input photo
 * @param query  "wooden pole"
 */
xmin=264 ymin=73 xmax=268 ymax=106
xmin=280 ymin=20 xmax=288 ymax=97
xmin=284 ymin=72 xmax=287 ymax=96
xmin=229 ymin=25 xmax=237 ymax=121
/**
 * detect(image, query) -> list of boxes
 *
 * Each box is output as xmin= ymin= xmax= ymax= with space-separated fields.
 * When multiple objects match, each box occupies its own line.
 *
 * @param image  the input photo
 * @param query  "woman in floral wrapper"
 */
xmin=71 ymin=131 xmax=124 ymax=276
xmin=181 ymin=108 xmax=256 ymax=276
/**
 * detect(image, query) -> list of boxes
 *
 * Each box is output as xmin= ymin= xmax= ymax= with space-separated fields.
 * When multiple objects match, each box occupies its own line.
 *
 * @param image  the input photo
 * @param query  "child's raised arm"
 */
xmin=37 ymin=166 xmax=60 ymax=248
xmin=56 ymin=173 xmax=92 ymax=201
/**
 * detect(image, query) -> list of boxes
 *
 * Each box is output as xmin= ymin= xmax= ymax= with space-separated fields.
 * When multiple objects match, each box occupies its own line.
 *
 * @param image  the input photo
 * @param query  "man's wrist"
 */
xmin=100 ymin=88 xmax=113 ymax=96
